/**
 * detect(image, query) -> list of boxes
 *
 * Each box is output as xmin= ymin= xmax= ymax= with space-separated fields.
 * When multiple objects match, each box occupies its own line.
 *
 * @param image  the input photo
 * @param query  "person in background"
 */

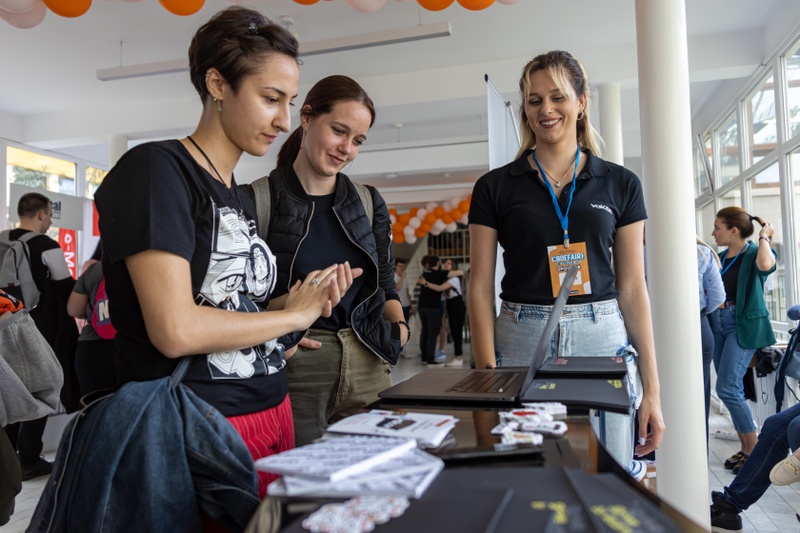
xmin=697 ymin=236 xmax=725 ymax=448
xmin=3 ymin=192 xmax=77 ymax=481
xmin=467 ymin=50 xmax=664 ymax=481
xmin=394 ymin=258 xmax=413 ymax=358
xmin=710 ymin=403 xmax=800 ymax=532
xmin=417 ymin=256 xmax=462 ymax=365
xmin=710 ymin=207 xmax=776 ymax=474
xmin=249 ymin=75 xmax=408 ymax=447
xmin=443 ymin=258 xmax=466 ymax=366
xmin=66 ymin=256 xmax=117 ymax=397
xmin=95 ymin=6 xmax=348 ymax=498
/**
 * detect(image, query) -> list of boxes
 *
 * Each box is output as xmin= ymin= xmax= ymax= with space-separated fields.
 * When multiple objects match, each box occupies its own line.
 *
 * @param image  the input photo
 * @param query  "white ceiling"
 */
xmin=1 ymin=0 xmax=797 ymax=206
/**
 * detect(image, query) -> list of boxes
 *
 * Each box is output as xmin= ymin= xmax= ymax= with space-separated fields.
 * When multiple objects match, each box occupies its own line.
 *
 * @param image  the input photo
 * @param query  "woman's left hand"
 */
xmin=635 ymin=393 xmax=666 ymax=457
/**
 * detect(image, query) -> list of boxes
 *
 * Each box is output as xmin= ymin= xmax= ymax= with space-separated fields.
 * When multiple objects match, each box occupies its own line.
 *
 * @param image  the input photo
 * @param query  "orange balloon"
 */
xmin=293 ymin=0 xmax=320 ymax=4
xmin=442 ymin=214 xmax=453 ymax=224
xmin=458 ymin=200 xmax=470 ymax=212
xmin=409 ymin=207 xmax=419 ymax=217
xmin=389 ymin=208 xmax=398 ymax=217
xmin=433 ymin=206 xmax=445 ymax=217
xmin=419 ymin=222 xmax=431 ymax=233
xmin=415 ymin=228 xmax=427 ymax=238
xmin=393 ymin=233 xmax=405 ymax=244
xmin=398 ymin=213 xmax=411 ymax=225
xmin=417 ymin=0 xmax=454 ymax=11
xmin=44 ymin=0 xmax=91 ymax=17
xmin=424 ymin=213 xmax=436 ymax=224
xmin=450 ymin=209 xmax=463 ymax=220
xmin=457 ymin=0 xmax=493 ymax=9
xmin=158 ymin=0 xmax=204 ymax=16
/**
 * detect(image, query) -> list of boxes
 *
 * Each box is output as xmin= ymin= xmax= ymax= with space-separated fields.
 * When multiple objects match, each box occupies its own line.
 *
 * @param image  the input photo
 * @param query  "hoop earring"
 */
xmin=577 ymin=111 xmax=584 ymax=121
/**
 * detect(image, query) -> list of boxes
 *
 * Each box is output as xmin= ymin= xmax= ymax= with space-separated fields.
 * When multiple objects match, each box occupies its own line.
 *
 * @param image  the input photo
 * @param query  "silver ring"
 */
xmin=310 ymin=277 xmax=320 ymax=285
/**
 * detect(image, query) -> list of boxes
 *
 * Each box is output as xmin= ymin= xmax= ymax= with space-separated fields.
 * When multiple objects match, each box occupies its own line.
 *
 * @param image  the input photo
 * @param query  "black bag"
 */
xmin=754 ymin=345 xmax=783 ymax=378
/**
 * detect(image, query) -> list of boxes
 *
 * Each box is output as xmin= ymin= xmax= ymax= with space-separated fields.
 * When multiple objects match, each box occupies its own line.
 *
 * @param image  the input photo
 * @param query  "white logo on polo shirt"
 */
xmin=591 ymin=203 xmax=613 ymax=215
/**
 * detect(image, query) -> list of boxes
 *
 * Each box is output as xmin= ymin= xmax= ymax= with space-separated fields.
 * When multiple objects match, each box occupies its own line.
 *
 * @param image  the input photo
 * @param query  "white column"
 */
xmin=109 ymin=135 xmax=129 ymax=167
xmin=634 ymin=1 xmax=709 ymax=529
xmin=598 ymin=83 xmax=624 ymax=165
xmin=0 ymin=143 xmax=7 ymax=229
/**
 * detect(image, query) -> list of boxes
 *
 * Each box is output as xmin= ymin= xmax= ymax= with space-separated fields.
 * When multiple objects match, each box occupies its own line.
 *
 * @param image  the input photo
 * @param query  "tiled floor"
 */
xmin=5 ymin=342 xmax=800 ymax=532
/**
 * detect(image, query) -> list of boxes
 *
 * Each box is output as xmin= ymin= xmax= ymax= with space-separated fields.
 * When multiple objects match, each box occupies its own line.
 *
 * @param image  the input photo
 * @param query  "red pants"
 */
xmin=226 ymin=394 xmax=295 ymax=498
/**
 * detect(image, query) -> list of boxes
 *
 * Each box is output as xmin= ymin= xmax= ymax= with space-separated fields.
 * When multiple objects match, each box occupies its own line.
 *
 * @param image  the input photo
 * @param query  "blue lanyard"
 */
xmin=720 ymin=241 xmax=749 ymax=276
xmin=532 ymin=148 xmax=581 ymax=248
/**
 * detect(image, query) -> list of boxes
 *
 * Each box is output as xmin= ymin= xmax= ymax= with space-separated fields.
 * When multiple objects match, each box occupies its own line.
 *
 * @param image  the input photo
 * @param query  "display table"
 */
xmin=272 ymin=401 xmax=704 ymax=532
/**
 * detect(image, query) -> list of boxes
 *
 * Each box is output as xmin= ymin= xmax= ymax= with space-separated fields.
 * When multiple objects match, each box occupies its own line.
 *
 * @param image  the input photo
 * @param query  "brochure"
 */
xmin=324 ymin=409 xmax=457 ymax=448
xmin=255 ymin=435 xmax=416 ymax=482
xmin=268 ymin=448 xmax=444 ymax=499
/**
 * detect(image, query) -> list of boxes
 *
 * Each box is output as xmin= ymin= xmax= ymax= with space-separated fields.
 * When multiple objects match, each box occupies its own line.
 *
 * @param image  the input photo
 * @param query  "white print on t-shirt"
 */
xmin=590 ymin=203 xmax=613 ymax=215
xmin=197 ymin=203 xmax=283 ymax=380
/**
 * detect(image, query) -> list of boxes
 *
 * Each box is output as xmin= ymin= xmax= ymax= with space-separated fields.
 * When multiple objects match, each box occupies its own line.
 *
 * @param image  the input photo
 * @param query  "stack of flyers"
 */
xmin=490 ymin=408 xmax=568 ymax=444
xmin=268 ymin=448 xmax=444 ymax=499
xmin=300 ymin=497 xmax=411 ymax=533
xmin=255 ymin=435 xmax=416 ymax=482
xmin=324 ymin=409 xmax=457 ymax=448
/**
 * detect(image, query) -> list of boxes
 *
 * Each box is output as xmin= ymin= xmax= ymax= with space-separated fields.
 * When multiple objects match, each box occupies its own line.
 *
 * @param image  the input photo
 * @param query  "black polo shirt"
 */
xmin=469 ymin=149 xmax=647 ymax=305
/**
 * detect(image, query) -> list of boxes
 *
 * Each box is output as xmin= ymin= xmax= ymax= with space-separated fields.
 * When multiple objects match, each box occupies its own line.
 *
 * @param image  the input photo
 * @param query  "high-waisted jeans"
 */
xmin=495 ymin=299 xmax=643 ymax=471
xmin=710 ymin=306 xmax=757 ymax=434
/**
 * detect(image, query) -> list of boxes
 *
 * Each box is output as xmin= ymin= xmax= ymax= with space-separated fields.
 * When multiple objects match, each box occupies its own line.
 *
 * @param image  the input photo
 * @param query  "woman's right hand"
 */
xmin=284 ymin=266 xmax=339 ymax=329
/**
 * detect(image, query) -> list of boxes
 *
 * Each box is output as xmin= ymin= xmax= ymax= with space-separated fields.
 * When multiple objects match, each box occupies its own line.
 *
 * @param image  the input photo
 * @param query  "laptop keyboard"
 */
xmin=446 ymin=372 xmax=519 ymax=393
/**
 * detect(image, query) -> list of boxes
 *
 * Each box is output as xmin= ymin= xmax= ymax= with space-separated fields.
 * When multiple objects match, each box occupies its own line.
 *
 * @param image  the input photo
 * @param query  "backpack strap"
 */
xmin=248 ymin=177 xmax=272 ymax=240
xmin=352 ymin=181 xmax=374 ymax=226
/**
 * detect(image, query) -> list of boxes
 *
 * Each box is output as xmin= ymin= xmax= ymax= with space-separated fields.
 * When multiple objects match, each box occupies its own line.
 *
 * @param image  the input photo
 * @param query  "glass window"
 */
xmin=693 ymin=141 xmax=711 ymax=197
xmin=6 ymin=146 xmax=76 ymax=195
xmin=748 ymin=163 xmax=785 ymax=321
xmin=716 ymin=112 xmax=740 ymax=186
xmin=720 ymin=186 xmax=742 ymax=210
xmin=698 ymin=202 xmax=717 ymax=246
xmin=785 ymin=40 xmax=800 ymax=140
xmin=85 ymin=166 xmax=108 ymax=199
xmin=745 ymin=72 xmax=776 ymax=167
xmin=704 ymin=134 xmax=713 ymax=179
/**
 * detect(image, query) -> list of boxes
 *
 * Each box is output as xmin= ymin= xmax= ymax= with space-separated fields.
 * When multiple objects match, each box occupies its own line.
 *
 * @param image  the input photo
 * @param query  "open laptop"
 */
xmin=379 ymin=265 xmax=631 ymax=412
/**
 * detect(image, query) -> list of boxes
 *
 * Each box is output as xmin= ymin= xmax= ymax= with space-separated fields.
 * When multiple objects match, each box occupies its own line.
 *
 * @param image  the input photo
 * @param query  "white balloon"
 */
xmin=426 ymin=202 xmax=437 ymax=212
xmin=433 ymin=219 xmax=446 ymax=232
xmin=0 ymin=0 xmax=36 ymax=13
xmin=403 ymin=225 xmax=415 ymax=237
xmin=430 ymin=227 xmax=442 ymax=236
xmin=0 ymin=0 xmax=44 ymax=28
xmin=408 ymin=217 xmax=421 ymax=229
xmin=460 ymin=214 xmax=469 ymax=225
xmin=406 ymin=234 xmax=417 ymax=244
xmin=390 ymin=214 xmax=396 ymax=224
xmin=445 ymin=222 xmax=458 ymax=232
xmin=416 ymin=208 xmax=427 ymax=220
xmin=346 ymin=0 xmax=386 ymax=12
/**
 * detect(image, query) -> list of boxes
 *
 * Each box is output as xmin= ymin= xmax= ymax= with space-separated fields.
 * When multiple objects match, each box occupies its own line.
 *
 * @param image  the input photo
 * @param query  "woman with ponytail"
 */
xmin=711 ymin=207 xmax=777 ymax=473
xmin=246 ymin=75 xmax=408 ymax=446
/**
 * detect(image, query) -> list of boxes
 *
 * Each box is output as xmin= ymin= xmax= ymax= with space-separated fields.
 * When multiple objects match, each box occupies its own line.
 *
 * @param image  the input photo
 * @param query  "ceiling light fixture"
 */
xmin=97 ymin=21 xmax=451 ymax=82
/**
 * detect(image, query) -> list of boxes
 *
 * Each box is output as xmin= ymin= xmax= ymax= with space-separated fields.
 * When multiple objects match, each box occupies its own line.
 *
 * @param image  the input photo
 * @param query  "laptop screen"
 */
xmin=518 ymin=264 xmax=579 ymax=395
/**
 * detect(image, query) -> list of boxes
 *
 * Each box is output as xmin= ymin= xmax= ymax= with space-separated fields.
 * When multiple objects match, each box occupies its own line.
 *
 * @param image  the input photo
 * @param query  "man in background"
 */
xmin=3 ymin=192 xmax=77 ymax=481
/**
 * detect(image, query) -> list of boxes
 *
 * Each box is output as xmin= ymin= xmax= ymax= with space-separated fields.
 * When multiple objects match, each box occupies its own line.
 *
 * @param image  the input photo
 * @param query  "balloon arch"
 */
xmin=0 ymin=0 xmax=519 ymax=28
xmin=389 ymin=194 xmax=471 ymax=245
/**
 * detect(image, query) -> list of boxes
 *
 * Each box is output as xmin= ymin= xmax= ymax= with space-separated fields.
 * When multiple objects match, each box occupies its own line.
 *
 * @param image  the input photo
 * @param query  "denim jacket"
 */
xmin=28 ymin=367 xmax=259 ymax=533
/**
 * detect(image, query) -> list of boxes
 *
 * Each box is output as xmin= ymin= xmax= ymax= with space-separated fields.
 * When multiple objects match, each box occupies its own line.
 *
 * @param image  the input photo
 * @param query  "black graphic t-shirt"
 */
xmin=95 ymin=140 xmax=286 ymax=416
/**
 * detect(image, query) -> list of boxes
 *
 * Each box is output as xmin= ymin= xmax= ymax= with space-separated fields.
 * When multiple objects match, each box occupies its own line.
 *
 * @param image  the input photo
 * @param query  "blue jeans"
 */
xmin=700 ymin=312 xmax=714 ymax=446
xmin=710 ymin=307 xmax=757 ymax=433
xmin=495 ymin=299 xmax=643 ymax=471
xmin=720 ymin=402 xmax=800 ymax=512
